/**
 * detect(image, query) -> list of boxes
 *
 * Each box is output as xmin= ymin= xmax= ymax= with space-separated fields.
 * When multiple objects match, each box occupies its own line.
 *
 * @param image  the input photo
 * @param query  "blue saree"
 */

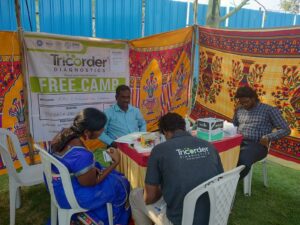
xmin=51 ymin=146 xmax=130 ymax=225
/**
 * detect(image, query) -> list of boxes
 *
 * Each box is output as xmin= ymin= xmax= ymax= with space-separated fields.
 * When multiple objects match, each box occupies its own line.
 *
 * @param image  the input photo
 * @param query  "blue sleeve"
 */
xmin=145 ymin=147 xmax=161 ymax=185
xmin=66 ymin=148 xmax=95 ymax=177
xmin=136 ymin=109 xmax=147 ymax=132
xmin=265 ymin=107 xmax=291 ymax=141
xmin=99 ymin=108 xmax=114 ymax=145
xmin=232 ymin=110 xmax=239 ymax=127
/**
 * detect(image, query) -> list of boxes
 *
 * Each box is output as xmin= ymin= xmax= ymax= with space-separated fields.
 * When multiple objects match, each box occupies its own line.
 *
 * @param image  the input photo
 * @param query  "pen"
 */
xmin=154 ymin=206 xmax=161 ymax=212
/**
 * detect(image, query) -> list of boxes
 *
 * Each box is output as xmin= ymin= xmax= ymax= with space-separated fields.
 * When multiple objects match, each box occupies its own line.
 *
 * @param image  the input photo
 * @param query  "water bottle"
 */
xmin=185 ymin=115 xmax=191 ymax=133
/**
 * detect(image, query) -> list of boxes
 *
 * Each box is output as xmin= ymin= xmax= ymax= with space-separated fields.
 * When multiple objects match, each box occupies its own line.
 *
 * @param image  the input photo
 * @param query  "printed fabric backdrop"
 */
xmin=0 ymin=32 xmax=31 ymax=174
xmin=191 ymin=26 xmax=300 ymax=164
xmin=129 ymin=27 xmax=193 ymax=131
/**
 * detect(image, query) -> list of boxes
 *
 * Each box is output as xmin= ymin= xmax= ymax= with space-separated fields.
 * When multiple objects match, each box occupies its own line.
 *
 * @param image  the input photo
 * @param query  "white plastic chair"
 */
xmin=182 ymin=165 xmax=245 ymax=225
xmin=243 ymin=142 xmax=271 ymax=196
xmin=0 ymin=128 xmax=44 ymax=225
xmin=35 ymin=144 xmax=114 ymax=225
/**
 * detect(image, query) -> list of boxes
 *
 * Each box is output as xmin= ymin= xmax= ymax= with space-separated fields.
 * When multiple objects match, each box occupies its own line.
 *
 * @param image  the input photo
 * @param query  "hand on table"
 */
xmin=110 ymin=141 xmax=118 ymax=148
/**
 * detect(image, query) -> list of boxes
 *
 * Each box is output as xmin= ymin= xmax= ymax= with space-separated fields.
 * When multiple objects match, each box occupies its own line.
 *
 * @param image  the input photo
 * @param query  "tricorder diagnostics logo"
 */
xmin=50 ymin=53 xmax=109 ymax=73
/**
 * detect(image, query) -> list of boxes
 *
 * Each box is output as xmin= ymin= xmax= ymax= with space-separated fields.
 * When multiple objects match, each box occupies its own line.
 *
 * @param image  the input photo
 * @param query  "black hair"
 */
xmin=234 ymin=86 xmax=259 ymax=101
xmin=116 ymin=85 xmax=130 ymax=97
xmin=158 ymin=112 xmax=186 ymax=133
xmin=51 ymin=108 xmax=107 ymax=153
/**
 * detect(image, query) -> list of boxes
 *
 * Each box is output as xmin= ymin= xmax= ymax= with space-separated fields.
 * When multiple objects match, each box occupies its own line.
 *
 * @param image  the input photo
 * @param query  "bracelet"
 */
xmin=96 ymin=170 xmax=103 ymax=180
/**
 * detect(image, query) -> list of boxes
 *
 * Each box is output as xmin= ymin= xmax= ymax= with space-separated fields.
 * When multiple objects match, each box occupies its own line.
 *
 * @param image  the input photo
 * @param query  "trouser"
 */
xmin=129 ymin=188 xmax=173 ymax=225
xmin=237 ymin=140 xmax=268 ymax=179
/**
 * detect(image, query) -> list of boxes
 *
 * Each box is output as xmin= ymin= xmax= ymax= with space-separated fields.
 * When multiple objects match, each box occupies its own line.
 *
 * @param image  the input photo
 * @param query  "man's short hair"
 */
xmin=234 ymin=86 xmax=259 ymax=100
xmin=116 ymin=85 xmax=130 ymax=97
xmin=159 ymin=112 xmax=185 ymax=133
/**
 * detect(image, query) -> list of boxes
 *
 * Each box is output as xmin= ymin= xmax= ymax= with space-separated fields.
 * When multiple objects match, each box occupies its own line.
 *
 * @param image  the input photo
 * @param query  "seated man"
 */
xmin=233 ymin=86 xmax=291 ymax=179
xmin=99 ymin=85 xmax=146 ymax=148
xmin=129 ymin=113 xmax=224 ymax=225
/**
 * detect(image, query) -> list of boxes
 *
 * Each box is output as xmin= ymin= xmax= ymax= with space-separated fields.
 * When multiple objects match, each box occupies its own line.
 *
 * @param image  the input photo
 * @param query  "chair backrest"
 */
xmin=182 ymin=165 xmax=245 ymax=225
xmin=0 ymin=128 xmax=29 ymax=170
xmin=34 ymin=144 xmax=84 ymax=210
xmin=0 ymin=142 xmax=22 ymax=183
xmin=267 ymin=141 xmax=272 ymax=152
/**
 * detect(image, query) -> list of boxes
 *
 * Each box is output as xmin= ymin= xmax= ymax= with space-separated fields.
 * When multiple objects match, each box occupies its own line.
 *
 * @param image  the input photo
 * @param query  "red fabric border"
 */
xmin=212 ymin=135 xmax=243 ymax=152
xmin=117 ymin=143 xmax=151 ymax=167
xmin=198 ymin=26 xmax=300 ymax=57
xmin=117 ymin=134 xmax=243 ymax=167
xmin=198 ymin=26 xmax=300 ymax=37
xmin=270 ymin=151 xmax=300 ymax=164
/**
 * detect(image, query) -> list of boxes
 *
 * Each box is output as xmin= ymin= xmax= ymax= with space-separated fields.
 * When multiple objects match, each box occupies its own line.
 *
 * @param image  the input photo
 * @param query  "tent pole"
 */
xmin=14 ymin=0 xmax=35 ymax=165
xmin=187 ymin=0 xmax=198 ymax=119
xmin=193 ymin=0 xmax=199 ymax=25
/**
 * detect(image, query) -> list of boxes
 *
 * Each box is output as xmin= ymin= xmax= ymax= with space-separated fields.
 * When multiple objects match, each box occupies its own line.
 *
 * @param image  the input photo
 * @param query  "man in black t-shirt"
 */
xmin=129 ymin=113 xmax=224 ymax=225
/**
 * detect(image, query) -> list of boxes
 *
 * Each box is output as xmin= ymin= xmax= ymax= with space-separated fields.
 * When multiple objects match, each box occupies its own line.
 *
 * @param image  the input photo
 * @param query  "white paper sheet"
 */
xmin=133 ymin=142 xmax=153 ymax=153
xmin=114 ymin=132 xmax=148 ymax=144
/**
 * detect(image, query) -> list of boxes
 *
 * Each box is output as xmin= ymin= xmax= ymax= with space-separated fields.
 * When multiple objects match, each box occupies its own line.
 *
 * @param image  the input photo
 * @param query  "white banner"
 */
xmin=24 ymin=32 xmax=129 ymax=142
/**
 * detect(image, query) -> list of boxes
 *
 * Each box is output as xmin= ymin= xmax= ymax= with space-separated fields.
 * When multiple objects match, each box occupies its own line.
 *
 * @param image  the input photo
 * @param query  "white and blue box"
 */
xmin=197 ymin=118 xmax=224 ymax=141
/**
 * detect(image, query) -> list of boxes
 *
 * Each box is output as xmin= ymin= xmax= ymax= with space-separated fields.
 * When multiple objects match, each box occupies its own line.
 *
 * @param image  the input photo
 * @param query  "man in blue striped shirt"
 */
xmin=99 ymin=85 xmax=147 ymax=148
xmin=233 ymin=86 xmax=291 ymax=178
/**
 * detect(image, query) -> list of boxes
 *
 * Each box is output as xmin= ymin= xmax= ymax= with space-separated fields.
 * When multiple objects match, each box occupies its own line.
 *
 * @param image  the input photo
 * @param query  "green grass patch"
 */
xmin=229 ymin=161 xmax=300 ymax=225
xmin=0 ymin=156 xmax=299 ymax=225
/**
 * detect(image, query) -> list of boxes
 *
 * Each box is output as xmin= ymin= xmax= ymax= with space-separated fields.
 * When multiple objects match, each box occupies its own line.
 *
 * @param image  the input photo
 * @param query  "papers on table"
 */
xmin=133 ymin=141 xmax=153 ymax=153
xmin=223 ymin=121 xmax=237 ymax=137
xmin=115 ymin=132 xmax=165 ymax=153
xmin=114 ymin=132 xmax=148 ymax=144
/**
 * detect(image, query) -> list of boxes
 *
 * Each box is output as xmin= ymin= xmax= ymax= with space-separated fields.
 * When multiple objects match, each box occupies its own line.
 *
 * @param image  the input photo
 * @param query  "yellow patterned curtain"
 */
xmin=129 ymin=27 xmax=193 ymax=131
xmin=0 ymin=32 xmax=30 ymax=174
xmin=191 ymin=26 xmax=300 ymax=164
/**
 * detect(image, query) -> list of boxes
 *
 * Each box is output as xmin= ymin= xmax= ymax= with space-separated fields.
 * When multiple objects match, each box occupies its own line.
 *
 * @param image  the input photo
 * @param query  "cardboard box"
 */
xmin=196 ymin=118 xmax=224 ymax=141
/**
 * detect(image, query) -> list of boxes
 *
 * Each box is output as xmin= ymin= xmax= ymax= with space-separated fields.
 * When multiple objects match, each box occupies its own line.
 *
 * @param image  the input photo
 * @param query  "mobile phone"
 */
xmin=103 ymin=151 xmax=112 ymax=162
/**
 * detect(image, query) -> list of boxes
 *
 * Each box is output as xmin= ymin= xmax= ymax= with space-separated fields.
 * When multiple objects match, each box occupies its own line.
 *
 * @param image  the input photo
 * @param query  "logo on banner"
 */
xmin=51 ymin=54 xmax=109 ymax=73
xmin=36 ymin=40 xmax=43 ymax=47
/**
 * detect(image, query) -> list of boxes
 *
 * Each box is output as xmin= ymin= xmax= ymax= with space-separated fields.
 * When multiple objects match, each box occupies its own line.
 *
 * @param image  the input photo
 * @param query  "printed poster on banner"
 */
xmin=24 ymin=32 xmax=129 ymax=142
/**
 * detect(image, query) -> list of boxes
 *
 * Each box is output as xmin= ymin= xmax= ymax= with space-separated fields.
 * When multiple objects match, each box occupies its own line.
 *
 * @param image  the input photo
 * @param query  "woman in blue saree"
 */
xmin=50 ymin=108 xmax=130 ymax=225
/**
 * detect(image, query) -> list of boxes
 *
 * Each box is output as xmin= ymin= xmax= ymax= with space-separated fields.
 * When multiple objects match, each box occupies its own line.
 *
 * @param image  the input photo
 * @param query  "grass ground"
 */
xmin=0 ymin=151 xmax=299 ymax=225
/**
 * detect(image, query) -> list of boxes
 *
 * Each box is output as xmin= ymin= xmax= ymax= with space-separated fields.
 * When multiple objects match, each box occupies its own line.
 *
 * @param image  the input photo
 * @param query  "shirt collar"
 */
xmin=113 ymin=104 xmax=133 ymax=112
xmin=248 ymin=102 xmax=261 ymax=111
xmin=172 ymin=130 xmax=191 ymax=139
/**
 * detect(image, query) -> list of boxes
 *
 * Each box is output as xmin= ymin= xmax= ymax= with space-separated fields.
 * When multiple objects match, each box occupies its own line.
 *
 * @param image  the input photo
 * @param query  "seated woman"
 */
xmin=50 ymin=107 xmax=130 ymax=225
